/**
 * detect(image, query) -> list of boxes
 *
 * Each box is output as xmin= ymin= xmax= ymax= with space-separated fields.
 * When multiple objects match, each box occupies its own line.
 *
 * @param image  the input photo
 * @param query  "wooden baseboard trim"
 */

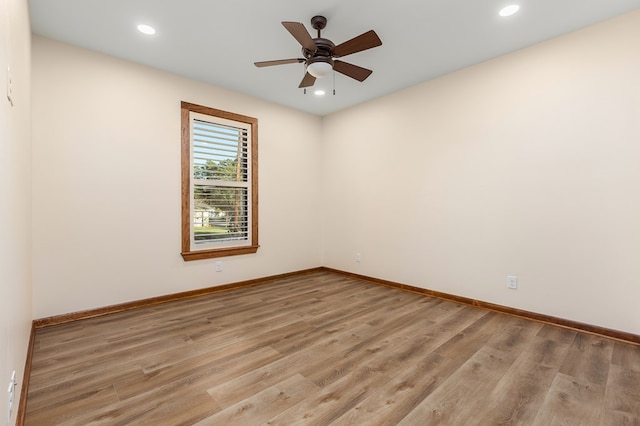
xmin=33 ymin=265 xmax=639 ymax=345
xmin=33 ymin=267 xmax=323 ymax=329
xmin=322 ymin=267 xmax=640 ymax=346
xmin=15 ymin=322 xmax=35 ymax=426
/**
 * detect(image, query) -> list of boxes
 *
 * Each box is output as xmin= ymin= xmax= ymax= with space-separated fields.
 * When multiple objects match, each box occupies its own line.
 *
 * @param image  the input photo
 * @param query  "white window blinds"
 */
xmin=191 ymin=115 xmax=251 ymax=247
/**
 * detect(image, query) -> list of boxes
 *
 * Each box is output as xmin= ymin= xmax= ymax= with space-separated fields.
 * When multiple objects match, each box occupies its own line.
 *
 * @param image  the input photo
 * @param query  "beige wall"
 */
xmin=31 ymin=36 xmax=323 ymax=318
xmin=0 ymin=0 xmax=31 ymax=423
xmin=321 ymin=11 xmax=640 ymax=335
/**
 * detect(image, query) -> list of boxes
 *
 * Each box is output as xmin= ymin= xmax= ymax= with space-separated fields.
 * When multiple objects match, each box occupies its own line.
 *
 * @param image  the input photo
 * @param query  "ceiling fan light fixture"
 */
xmin=306 ymin=59 xmax=333 ymax=78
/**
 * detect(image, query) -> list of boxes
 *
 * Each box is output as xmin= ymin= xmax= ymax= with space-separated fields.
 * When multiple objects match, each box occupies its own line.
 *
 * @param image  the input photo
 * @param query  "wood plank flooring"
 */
xmin=25 ymin=270 xmax=640 ymax=425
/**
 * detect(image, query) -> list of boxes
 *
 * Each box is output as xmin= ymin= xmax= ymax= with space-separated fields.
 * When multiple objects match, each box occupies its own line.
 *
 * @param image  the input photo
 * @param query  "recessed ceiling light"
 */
xmin=137 ymin=24 xmax=156 ymax=35
xmin=499 ymin=5 xmax=520 ymax=17
xmin=314 ymin=90 xmax=326 ymax=96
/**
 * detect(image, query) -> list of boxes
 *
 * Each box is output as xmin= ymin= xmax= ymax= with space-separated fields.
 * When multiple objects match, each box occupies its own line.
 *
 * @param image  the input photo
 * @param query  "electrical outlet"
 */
xmin=355 ymin=253 xmax=361 ymax=262
xmin=215 ymin=261 xmax=223 ymax=272
xmin=7 ymin=370 xmax=16 ymax=423
xmin=507 ymin=276 xmax=518 ymax=290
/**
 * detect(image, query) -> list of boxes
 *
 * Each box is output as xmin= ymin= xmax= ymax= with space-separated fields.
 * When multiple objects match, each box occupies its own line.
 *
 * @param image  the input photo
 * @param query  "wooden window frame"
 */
xmin=181 ymin=101 xmax=259 ymax=261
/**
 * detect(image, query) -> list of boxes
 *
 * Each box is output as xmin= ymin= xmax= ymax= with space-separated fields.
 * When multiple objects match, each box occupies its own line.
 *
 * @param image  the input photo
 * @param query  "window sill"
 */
xmin=181 ymin=245 xmax=260 ymax=261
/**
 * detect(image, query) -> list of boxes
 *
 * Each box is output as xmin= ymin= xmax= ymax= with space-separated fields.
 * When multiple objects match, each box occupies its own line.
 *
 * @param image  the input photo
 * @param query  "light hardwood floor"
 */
xmin=25 ymin=270 xmax=640 ymax=425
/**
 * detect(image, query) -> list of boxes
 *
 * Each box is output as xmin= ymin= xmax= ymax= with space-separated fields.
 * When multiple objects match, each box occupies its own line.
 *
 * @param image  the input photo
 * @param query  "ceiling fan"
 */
xmin=254 ymin=15 xmax=382 ymax=89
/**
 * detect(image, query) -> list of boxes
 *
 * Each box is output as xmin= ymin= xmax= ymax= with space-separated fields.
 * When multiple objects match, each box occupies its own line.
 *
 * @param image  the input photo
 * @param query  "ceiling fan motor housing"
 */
xmin=303 ymin=38 xmax=335 ymax=59
xmin=303 ymin=36 xmax=335 ymax=78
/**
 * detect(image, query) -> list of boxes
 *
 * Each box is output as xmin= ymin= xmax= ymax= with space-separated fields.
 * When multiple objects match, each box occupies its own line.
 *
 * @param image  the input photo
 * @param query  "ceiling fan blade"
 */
xmin=282 ymin=21 xmax=316 ymax=52
xmin=333 ymin=30 xmax=382 ymax=57
xmin=254 ymin=58 xmax=305 ymax=67
xmin=333 ymin=60 xmax=373 ymax=82
xmin=298 ymin=72 xmax=316 ymax=88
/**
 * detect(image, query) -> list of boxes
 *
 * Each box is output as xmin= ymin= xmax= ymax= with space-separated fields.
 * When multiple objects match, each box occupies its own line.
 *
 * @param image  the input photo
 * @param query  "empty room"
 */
xmin=2 ymin=0 xmax=640 ymax=424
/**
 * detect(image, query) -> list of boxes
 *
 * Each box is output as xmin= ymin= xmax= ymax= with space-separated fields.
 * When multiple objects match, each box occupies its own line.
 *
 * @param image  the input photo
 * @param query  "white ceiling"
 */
xmin=29 ymin=0 xmax=640 ymax=116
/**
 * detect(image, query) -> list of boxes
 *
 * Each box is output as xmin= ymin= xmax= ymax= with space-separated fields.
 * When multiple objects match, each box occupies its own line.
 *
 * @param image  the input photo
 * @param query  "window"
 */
xmin=181 ymin=102 xmax=258 ymax=261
